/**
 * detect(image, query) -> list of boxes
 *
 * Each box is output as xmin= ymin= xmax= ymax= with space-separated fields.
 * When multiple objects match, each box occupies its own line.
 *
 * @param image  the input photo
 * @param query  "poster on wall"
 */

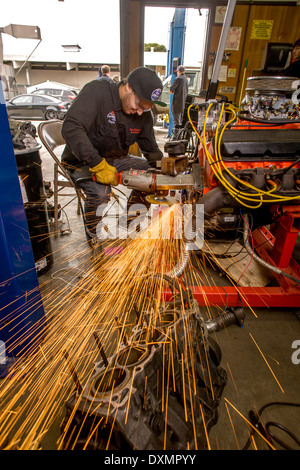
xmin=251 ymin=20 xmax=273 ymax=40
xmin=215 ymin=6 xmax=227 ymax=24
xmin=228 ymin=66 xmax=237 ymax=78
xmin=208 ymin=65 xmax=228 ymax=82
xmin=219 ymin=86 xmax=236 ymax=95
xmin=225 ymin=27 xmax=242 ymax=51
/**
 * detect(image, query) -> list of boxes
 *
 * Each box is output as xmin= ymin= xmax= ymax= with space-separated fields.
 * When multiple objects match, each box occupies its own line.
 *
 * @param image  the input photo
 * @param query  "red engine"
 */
xmin=196 ymin=76 xmax=300 ymax=221
xmin=189 ymin=76 xmax=300 ymax=307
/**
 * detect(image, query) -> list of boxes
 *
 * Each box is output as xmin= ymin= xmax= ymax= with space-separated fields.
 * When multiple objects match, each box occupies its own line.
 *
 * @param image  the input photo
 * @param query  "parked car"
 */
xmin=30 ymin=87 xmax=78 ymax=104
xmin=6 ymin=94 xmax=69 ymax=120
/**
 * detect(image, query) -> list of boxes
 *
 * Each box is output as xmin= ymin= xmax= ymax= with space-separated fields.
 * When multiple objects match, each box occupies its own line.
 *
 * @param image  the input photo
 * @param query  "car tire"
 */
xmin=45 ymin=109 xmax=58 ymax=120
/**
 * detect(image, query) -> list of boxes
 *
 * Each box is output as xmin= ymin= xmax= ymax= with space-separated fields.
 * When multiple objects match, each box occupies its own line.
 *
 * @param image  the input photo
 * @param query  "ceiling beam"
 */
xmin=120 ymin=0 xmax=145 ymax=78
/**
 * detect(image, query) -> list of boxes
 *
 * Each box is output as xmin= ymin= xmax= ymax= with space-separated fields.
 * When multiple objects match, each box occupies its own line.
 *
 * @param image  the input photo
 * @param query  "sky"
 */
xmin=1 ymin=0 xmax=208 ymax=67
xmin=146 ymin=6 xmax=208 ymax=66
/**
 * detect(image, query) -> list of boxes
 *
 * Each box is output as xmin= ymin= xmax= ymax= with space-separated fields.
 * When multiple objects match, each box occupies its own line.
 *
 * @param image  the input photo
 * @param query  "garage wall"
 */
xmin=206 ymin=3 xmax=300 ymax=105
xmin=15 ymin=68 xmax=99 ymax=92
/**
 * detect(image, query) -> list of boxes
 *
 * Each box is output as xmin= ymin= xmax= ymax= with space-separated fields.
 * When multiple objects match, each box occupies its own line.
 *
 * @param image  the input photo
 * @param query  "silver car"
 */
xmin=30 ymin=87 xmax=78 ymax=104
xmin=6 ymin=93 xmax=69 ymax=120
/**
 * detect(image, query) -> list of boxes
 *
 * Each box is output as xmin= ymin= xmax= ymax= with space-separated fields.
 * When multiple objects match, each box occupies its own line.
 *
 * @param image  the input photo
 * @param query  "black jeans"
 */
xmin=71 ymin=156 xmax=151 ymax=239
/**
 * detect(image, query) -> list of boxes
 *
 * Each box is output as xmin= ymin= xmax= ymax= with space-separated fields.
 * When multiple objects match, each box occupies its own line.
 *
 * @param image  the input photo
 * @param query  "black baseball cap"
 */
xmin=127 ymin=66 xmax=167 ymax=107
xmin=293 ymin=38 xmax=300 ymax=48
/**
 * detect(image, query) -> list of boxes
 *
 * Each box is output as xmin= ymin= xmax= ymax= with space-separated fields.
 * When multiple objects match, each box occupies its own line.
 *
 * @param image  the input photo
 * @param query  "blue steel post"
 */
xmin=167 ymin=8 xmax=186 ymax=137
xmin=0 ymin=79 xmax=46 ymax=376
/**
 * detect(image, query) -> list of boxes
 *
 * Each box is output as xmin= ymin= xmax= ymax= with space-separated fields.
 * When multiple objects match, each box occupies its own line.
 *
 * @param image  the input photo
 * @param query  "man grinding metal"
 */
xmin=61 ymin=66 xmax=167 ymax=245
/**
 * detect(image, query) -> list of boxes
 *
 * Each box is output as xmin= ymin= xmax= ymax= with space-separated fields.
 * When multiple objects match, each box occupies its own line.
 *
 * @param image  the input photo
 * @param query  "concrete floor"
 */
xmin=3 ymin=121 xmax=300 ymax=452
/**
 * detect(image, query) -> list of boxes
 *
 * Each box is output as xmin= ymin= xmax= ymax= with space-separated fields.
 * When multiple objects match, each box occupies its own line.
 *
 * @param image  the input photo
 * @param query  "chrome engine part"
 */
xmin=241 ymin=76 xmax=300 ymax=121
xmin=197 ymin=99 xmax=226 ymax=131
xmin=121 ymin=169 xmax=195 ymax=192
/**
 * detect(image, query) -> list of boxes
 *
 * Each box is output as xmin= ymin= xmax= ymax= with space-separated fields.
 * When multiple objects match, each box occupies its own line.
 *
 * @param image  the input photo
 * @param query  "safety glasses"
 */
xmin=134 ymin=93 xmax=152 ymax=112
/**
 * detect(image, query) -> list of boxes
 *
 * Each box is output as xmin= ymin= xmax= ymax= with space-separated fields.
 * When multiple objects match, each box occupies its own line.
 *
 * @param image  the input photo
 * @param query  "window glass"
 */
xmin=62 ymin=91 xmax=75 ymax=97
xmin=46 ymin=96 xmax=59 ymax=102
xmin=49 ymin=90 xmax=60 ymax=96
xmin=33 ymin=95 xmax=48 ymax=104
xmin=12 ymin=95 xmax=33 ymax=104
xmin=186 ymin=74 xmax=195 ymax=87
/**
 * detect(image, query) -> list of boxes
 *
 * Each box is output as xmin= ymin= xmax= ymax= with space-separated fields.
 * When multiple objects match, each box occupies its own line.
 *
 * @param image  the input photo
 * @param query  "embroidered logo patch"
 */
xmin=151 ymin=88 xmax=162 ymax=102
xmin=107 ymin=111 xmax=116 ymax=124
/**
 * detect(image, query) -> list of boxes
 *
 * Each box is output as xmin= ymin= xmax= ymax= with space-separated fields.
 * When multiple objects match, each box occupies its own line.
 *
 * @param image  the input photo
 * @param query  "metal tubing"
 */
xmin=211 ymin=0 xmax=237 ymax=85
xmin=207 ymin=0 xmax=237 ymax=99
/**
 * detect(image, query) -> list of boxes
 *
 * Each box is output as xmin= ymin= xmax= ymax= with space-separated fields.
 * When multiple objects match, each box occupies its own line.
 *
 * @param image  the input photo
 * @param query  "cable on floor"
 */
xmin=243 ymin=401 xmax=300 ymax=450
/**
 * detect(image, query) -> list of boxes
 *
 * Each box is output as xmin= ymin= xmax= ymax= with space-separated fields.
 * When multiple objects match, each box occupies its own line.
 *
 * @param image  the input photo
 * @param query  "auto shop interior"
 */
xmin=0 ymin=0 xmax=300 ymax=455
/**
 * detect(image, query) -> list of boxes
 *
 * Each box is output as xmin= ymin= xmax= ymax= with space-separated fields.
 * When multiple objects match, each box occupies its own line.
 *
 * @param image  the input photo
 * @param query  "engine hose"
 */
xmin=165 ymin=246 xmax=190 ymax=279
xmin=243 ymin=213 xmax=300 ymax=286
xmin=236 ymin=111 xmax=300 ymax=126
xmin=165 ymin=215 xmax=195 ymax=279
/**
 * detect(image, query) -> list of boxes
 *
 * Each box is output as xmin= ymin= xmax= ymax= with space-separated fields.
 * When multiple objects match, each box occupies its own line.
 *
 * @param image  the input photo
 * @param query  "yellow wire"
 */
xmin=187 ymin=102 xmax=300 ymax=208
xmin=213 ymin=103 xmax=264 ymax=208
xmin=191 ymin=102 xmax=263 ymax=208
xmin=215 ymin=104 xmax=278 ymax=203
xmin=217 ymin=104 xmax=300 ymax=203
xmin=206 ymin=102 xmax=263 ymax=208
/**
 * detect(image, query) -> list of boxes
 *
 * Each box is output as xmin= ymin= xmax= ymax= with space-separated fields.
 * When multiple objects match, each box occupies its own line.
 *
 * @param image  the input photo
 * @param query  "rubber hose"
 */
xmin=243 ymin=213 xmax=300 ymax=286
xmin=236 ymin=111 xmax=300 ymax=126
xmin=243 ymin=213 xmax=282 ymax=275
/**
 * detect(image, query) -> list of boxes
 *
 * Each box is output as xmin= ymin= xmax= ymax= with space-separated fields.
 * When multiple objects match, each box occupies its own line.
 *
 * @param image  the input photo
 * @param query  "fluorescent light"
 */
xmin=61 ymin=44 xmax=81 ymax=52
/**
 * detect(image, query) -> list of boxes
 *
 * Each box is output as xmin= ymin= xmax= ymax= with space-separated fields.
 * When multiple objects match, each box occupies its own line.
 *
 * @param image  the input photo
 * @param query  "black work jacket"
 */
xmin=61 ymin=79 xmax=162 ymax=168
xmin=283 ymin=59 xmax=300 ymax=79
xmin=170 ymin=74 xmax=189 ymax=114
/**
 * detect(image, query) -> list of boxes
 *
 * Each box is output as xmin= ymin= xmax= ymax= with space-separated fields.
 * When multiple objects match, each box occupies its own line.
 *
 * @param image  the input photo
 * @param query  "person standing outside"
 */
xmin=61 ymin=66 xmax=166 ymax=244
xmin=98 ymin=65 xmax=114 ymax=82
xmin=169 ymin=65 xmax=188 ymax=139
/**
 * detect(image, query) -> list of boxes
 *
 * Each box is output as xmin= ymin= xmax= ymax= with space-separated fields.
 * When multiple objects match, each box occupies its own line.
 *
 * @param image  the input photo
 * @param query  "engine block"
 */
xmin=60 ymin=298 xmax=227 ymax=450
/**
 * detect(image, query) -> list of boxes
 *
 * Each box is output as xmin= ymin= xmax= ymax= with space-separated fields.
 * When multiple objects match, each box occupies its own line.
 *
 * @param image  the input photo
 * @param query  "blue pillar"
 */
xmin=0 ymin=79 xmax=46 ymax=376
xmin=167 ymin=8 xmax=186 ymax=137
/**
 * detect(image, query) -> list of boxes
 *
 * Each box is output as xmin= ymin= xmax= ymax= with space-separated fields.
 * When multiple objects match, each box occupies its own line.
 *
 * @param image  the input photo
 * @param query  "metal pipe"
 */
xmin=207 ymin=0 xmax=237 ymax=99
xmin=166 ymin=214 xmax=195 ymax=278
xmin=205 ymin=307 xmax=245 ymax=332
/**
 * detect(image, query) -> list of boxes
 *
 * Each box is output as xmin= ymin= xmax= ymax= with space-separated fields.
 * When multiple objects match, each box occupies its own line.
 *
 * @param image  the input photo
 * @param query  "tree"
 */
xmin=144 ymin=43 xmax=167 ymax=52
